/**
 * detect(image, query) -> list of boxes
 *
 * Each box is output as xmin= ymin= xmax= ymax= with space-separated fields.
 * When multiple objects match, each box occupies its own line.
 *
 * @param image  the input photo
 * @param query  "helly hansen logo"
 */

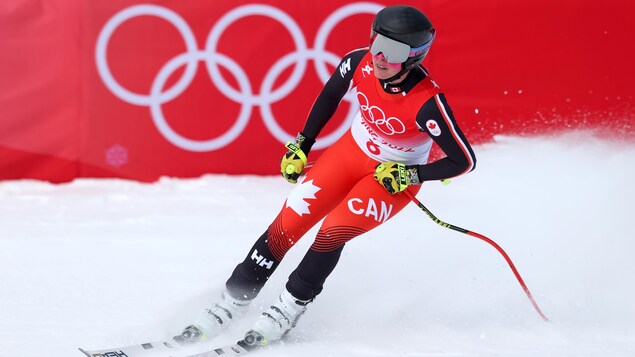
xmin=339 ymin=58 xmax=351 ymax=77
xmin=251 ymin=249 xmax=274 ymax=269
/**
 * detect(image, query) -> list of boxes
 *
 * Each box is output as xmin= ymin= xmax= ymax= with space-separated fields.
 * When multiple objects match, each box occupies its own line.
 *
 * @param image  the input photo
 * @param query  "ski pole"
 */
xmin=403 ymin=190 xmax=549 ymax=322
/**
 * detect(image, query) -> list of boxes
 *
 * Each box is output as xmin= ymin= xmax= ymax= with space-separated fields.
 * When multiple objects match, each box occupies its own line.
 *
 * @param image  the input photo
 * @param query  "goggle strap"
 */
xmin=408 ymin=36 xmax=434 ymax=57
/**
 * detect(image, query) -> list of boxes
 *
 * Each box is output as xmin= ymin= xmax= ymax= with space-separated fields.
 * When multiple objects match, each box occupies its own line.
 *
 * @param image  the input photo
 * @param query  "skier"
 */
xmin=180 ymin=5 xmax=476 ymax=346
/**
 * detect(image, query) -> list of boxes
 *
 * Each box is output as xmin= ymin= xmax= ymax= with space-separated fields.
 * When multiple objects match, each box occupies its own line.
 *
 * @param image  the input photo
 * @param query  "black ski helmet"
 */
xmin=371 ymin=5 xmax=435 ymax=70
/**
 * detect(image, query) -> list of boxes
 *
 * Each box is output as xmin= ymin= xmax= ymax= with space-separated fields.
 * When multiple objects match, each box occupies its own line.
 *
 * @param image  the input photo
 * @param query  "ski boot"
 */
xmin=176 ymin=291 xmax=251 ymax=344
xmin=244 ymin=288 xmax=312 ymax=346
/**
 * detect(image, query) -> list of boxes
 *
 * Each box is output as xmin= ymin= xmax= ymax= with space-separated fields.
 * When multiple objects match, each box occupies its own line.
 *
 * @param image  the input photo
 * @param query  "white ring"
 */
xmin=96 ymin=5 xmax=199 ymax=106
xmin=95 ymin=3 xmax=383 ymax=152
xmin=150 ymin=52 xmax=253 ymax=152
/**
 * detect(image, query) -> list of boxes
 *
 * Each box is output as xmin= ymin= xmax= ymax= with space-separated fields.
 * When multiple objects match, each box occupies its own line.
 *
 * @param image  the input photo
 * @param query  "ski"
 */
xmin=78 ymin=335 xmax=194 ymax=357
xmin=184 ymin=331 xmax=276 ymax=357
xmin=79 ymin=329 xmax=269 ymax=357
xmin=183 ymin=340 xmax=254 ymax=357
xmin=79 ymin=339 xmax=256 ymax=357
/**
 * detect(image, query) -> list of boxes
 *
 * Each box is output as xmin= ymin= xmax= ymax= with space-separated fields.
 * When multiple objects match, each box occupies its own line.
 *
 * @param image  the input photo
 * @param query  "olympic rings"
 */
xmin=357 ymin=92 xmax=406 ymax=135
xmin=95 ymin=2 xmax=384 ymax=152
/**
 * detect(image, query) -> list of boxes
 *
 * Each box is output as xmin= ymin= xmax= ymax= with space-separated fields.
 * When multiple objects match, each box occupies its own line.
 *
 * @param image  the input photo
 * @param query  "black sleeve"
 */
xmin=300 ymin=49 xmax=367 ymax=141
xmin=414 ymin=93 xmax=477 ymax=181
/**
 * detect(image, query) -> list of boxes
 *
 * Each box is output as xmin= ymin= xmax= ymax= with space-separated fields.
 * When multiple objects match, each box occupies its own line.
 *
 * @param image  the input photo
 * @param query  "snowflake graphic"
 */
xmin=105 ymin=144 xmax=128 ymax=168
xmin=286 ymin=179 xmax=321 ymax=217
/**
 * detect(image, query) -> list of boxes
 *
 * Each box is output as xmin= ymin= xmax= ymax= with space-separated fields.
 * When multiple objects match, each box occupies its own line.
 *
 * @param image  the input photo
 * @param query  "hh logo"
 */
xmin=347 ymin=198 xmax=393 ymax=223
xmin=339 ymin=57 xmax=351 ymax=77
xmin=251 ymin=249 xmax=274 ymax=269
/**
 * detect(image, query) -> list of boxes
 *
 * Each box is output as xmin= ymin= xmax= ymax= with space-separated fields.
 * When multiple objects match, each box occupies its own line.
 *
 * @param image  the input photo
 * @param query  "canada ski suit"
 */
xmin=226 ymin=49 xmax=476 ymax=301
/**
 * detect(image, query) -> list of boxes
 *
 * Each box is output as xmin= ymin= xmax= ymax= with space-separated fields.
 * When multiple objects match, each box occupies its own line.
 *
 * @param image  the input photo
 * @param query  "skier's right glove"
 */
xmin=280 ymin=133 xmax=315 ymax=183
xmin=374 ymin=162 xmax=421 ymax=194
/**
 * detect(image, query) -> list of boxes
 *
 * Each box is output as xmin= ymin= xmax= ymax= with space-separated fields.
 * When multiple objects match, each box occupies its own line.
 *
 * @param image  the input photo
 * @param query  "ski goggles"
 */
xmin=370 ymin=32 xmax=435 ymax=64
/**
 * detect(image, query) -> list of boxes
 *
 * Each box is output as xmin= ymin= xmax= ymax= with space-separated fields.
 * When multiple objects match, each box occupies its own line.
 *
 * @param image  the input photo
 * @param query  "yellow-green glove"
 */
xmin=280 ymin=133 xmax=314 ymax=183
xmin=374 ymin=162 xmax=420 ymax=194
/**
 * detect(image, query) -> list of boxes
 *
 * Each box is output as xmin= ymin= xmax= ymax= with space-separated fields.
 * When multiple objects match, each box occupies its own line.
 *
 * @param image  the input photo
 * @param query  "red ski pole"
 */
xmin=403 ymin=190 xmax=549 ymax=322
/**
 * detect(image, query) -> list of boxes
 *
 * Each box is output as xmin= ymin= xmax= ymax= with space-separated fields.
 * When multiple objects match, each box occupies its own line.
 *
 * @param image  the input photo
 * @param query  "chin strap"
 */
xmin=380 ymin=64 xmax=410 ymax=85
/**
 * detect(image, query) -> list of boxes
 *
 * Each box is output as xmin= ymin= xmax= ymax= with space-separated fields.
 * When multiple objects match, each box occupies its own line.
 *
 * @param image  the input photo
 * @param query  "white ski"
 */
xmin=183 ymin=340 xmax=252 ymax=356
xmin=78 ymin=335 xmax=191 ymax=357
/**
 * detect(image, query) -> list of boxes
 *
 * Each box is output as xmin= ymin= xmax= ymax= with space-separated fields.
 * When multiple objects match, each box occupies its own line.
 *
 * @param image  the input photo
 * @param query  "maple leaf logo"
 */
xmin=286 ymin=179 xmax=321 ymax=217
xmin=426 ymin=119 xmax=442 ymax=136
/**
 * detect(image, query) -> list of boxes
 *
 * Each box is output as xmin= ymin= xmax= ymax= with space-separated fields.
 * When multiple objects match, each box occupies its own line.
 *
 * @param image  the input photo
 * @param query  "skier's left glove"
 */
xmin=374 ymin=162 xmax=421 ymax=194
xmin=280 ymin=133 xmax=315 ymax=183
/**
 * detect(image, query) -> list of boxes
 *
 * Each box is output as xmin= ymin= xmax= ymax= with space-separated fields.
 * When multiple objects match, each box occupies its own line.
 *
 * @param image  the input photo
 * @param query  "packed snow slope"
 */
xmin=1 ymin=133 xmax=633 ymax=356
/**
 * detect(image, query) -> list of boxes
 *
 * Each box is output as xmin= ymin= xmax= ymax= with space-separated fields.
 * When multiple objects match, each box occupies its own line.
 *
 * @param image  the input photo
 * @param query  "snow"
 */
xmin=1 ymin=133 xmax=634 ymax=356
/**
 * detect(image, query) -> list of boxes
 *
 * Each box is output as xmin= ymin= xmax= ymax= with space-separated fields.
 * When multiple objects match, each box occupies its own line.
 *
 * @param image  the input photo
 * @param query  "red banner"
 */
xmin=1 ymin=1 xmax=633 ymax=182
